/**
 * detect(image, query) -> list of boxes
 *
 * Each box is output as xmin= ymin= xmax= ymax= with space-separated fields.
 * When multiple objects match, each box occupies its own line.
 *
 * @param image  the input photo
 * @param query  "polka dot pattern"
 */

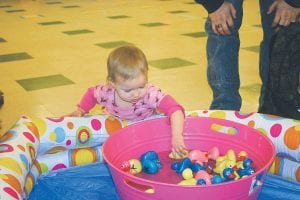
xmin=270 ymin=124 xmax=282 ymax=138
xmin=284 ymin=126 xmax=300 ymax=150
xmin=0 ymin=111 xmax=299 ymax=200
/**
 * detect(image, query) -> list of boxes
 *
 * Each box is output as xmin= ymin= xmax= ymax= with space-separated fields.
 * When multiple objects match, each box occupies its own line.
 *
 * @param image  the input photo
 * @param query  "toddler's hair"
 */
xmin=107 ymin=45 xmax=148 ymax=82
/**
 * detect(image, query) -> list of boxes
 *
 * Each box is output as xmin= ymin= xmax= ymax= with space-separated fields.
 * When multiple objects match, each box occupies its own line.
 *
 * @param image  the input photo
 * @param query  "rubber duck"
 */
xmin=120 ymin=159 xmax=142 ymax=175
xmin=195 ymin=170 xmax=211 ymax=185
xmin=223 ymin=168 xmax=236 ymax=181
xmin=237 ymin=166 xmax=255 ymax=177
xmin=188 ymin=149 xmax=208 ymax=165
xmin=191 ymin=162 xmax=206 ymax=173
xmin=237 ymin=151 xmax=248 ymax=161
xmin=188 ymin=147 xmax=220 ymax=166
xmin=178 ymin=168 xmax=197 ymax=186
xmin=140 ymin=151 xmax=161 ymax=174
xmin=171 ymin=157 xmax=192 ymax=174
xmin=211 ymin=175 xmax=223 ymax=184
xmin=214 ymin=149 xmax=236 ymax=176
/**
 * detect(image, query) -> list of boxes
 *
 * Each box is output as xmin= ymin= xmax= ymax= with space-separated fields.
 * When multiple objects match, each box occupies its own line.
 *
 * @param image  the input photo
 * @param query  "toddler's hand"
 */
xmin=171 ymin=134 xmax=188 ymax=158
xmin=65 ymin=107 xmax=85 ymax=117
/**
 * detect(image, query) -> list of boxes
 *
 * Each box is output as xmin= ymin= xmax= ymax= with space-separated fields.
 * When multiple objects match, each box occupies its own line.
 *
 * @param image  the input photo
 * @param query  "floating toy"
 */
xmin=223 ymin=168 xmax=236 ymax=181
xmin=237 ymin=166 xmax=255 ymax=178
xmin=211 ymin=175 xmax=223 ymax=184
xmin=178 ymin=168 xmax=197 ymax=186
xmin=189 ymin=149 xmax=208 ymax=165
xmin=182 ymin=168 xmax=194 ymax=180
xmin=188 ymin=147 xmax=220 ymax=166
xmin=237 ymin=158 xmax=255 ymax=178
xmin=120 ymin=159 xmax=144 ymax=175
xmin=171 ymin=157 xmax=192 ymax=174
xmin=214 ymin=149 xmax=237 ymax=177
xmin=191 ymin=162 xmax=206 ymax=173
xmin=205 ymin=159 xmax=217 ymax=174
xmin=195 ymin=170 xmax=212 ymax=185
xmin=140 ymin=151 xmax=162 ymax=174
xmin=178 ymin=178 xmax=197 ymax=186
xmin=237 ymin=151 xmax=248 ymax=161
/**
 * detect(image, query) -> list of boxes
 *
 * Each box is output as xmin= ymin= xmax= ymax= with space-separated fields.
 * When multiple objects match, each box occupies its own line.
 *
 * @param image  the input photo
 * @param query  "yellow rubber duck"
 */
xmin=214 ymin=149 xmax=237 ymax=178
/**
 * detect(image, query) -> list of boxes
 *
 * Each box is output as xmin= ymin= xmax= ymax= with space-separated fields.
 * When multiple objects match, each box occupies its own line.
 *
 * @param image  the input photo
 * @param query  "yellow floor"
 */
xmin=0 ymin=0 xmax=263 ymax=135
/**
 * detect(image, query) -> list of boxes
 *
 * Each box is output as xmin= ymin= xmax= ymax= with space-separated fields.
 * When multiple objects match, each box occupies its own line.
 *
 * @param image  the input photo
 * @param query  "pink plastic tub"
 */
xmin=103 ymin=117 xmax=275 ymax=200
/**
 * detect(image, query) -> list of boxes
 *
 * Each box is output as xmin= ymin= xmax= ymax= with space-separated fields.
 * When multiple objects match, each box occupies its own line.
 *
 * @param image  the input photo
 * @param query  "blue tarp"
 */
xmin=28 ymin=163 xmax=299 ymax=200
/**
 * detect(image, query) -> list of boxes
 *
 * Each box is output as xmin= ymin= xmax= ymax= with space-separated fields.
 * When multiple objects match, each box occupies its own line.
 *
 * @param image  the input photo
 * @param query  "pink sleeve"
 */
xmin=78 ymin=87 xmax=97 ymax=113
xmin=158 ymin=95 xmax=185 ymax=118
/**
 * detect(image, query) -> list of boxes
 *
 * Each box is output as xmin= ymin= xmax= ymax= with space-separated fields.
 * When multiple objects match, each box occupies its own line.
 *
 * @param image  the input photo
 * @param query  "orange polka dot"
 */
xmin=67 ymin=122 xmax=74 ymax=129
xmin=0 ymin=132 xmax=13 ymax=142
xmin=28 ymin=145 xmax=36 ymax=161
xmin=0 ymin=174 xmax=22 ymax=194
xmin=17 ymin=145 xmax=25 ymax=152
xmin=248 ymin=120 xmax=255 ymax=128
xmin=284 ymin=126 xmax=300 ymax=150
xmin=46 ymin=146 xmax=67 ymax=154
xmin=296 ymin=166 xmax=300 ymax=182
xmin=274 ymin=156 xmax=281 ymax=175
xmin=265 ymin=114 xmax=281 ymax=119
xmin=24 ymin=122 xmax=40 ymax=140
xmin=105 ymin=116 xmax=122 ymax=135
xmin=33 ymin=160 xmax=42 ymax=175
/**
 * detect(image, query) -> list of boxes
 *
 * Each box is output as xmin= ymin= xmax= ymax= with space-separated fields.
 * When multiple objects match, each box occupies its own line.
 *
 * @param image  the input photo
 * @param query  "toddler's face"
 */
xmin=114 ymin=74 xmax=148 ymax=103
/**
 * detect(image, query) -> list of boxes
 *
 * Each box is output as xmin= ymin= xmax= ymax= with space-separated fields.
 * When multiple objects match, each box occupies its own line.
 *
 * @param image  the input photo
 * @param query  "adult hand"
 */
xmin=268 ymin=0 xmax=300 ymax=28
xmin=209 ymin=1 xmax=236 ymax=35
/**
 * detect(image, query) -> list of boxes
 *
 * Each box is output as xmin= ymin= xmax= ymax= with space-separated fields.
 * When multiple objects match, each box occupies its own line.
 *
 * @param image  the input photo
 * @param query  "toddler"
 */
xmin=69 ymin=45 xmax=187 ymax=156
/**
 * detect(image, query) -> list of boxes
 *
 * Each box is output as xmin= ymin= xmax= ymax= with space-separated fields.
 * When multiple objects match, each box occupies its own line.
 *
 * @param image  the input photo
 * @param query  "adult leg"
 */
xmin=205 ymin=0 xmax=243 ymax=110
xmin=258 ymin=0 xmax=276 ymax=112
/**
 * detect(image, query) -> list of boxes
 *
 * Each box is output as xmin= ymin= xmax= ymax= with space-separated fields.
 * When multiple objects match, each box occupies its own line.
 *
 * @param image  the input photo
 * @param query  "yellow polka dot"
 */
xmin=122 ymin=120 xmax=129 ymax=127
xmin=80 ymin=132 xmax=88 ymax=141
xmin=256 ymin=128 xmax=267 ymax=136
xmin=268 ymin=160 xmax=276 ymax=174
xmin=72 ymin=148 xmax=96 ymax=166
xmin=189 ymin=112 xmax=199 ymax=117
xmin=0 ymin=158 xmax=23 ymax=176
xmin=49 ymin=132 xmax=57 ymax=141
xmin=295 ymin=125 xmax=300 ymax=131
xmin=0 ymin=174 xmax=8 ymax=179
xmin=31 ymin=117 xmax=47 ymax=136
xmin=209 ymin=111 xmax=226 ymax=119
xmin=24 ymin=175 xmax=34 ymax=195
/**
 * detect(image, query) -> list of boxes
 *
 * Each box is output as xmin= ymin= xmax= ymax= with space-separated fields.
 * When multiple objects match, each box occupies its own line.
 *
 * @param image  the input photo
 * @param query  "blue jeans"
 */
xmin=205 ymin=0 xmax=276 ymax=111
xmin=258 ymin=0 xmax=276 ymax=111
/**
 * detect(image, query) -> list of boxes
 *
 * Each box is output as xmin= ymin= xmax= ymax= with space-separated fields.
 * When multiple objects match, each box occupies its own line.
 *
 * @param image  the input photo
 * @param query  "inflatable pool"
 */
xmin=0 ymin=110 xmax=299 ymax=199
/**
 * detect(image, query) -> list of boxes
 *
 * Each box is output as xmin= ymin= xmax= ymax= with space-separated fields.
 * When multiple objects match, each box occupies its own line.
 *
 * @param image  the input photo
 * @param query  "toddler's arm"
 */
xmin=67 ymin=87 xmax=97 ymax=117
xmin=170 ymin=110 xmax=186 ymax=155
xmin=158 ymin=95 xmax=187 ymax=156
